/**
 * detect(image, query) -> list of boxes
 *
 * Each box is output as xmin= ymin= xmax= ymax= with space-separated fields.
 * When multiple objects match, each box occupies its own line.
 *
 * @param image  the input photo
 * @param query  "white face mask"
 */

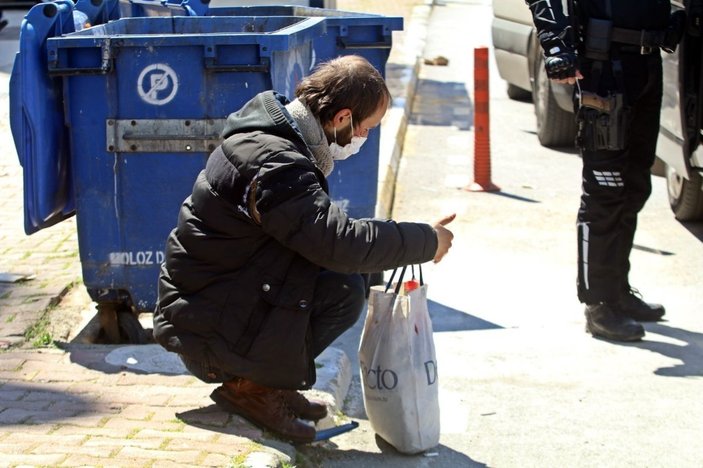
xmin=329 ymin=114 xmax=367 ymax=161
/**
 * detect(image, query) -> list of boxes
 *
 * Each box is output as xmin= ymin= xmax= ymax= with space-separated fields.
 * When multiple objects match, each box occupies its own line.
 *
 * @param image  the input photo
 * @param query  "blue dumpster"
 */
xmin=200 ymin=4 xmax=403 ymax=219
xmin=10 ymin=0 xmax=325 ymax=340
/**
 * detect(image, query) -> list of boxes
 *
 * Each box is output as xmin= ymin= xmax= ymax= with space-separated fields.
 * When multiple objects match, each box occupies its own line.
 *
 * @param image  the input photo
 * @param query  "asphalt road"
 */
xmin=306 ymin=1 xmax=703 ymax=466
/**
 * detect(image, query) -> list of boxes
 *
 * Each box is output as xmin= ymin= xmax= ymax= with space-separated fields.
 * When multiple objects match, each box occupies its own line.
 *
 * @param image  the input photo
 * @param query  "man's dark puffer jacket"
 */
xmin=153 ymin=91 xmax=438 ymax=389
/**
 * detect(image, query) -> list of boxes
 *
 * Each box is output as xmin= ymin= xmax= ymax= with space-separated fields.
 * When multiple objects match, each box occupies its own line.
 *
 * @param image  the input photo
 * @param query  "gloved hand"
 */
xmin=544 ymin=52 xmax=578 ymax=80
xmin=662 ymin=9 xmax=687 ymax=53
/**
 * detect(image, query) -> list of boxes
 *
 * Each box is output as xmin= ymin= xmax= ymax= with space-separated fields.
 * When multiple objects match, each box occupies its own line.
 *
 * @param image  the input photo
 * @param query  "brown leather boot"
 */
xmin=281 ymin=390 xmax=328 ymax=421
xmin=210 ymin=379 xmax=315 ymax=444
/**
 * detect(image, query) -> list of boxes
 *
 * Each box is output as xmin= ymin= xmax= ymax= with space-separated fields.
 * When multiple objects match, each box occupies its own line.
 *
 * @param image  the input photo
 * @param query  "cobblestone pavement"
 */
xmin=0 ymin=1 xmax=428 ymax=466
xmin=0 ymin=346 xmax=276 ymax=467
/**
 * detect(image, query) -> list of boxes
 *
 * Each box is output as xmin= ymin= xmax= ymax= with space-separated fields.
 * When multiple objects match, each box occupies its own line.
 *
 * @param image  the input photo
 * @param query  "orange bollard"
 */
xmin=467 ymin=47 xmax=500 ymax=192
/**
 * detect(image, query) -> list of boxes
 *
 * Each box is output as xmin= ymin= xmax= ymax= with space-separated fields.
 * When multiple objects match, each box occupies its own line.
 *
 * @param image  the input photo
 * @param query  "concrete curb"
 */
xmin=376 ymin=1 xmax=432 ymax=218
xmin=285 ymin=3 xmax=433 ymax=464
xmin=309 ymin=0 xmax=434 ymax=416
xmin=312 ymin=346 xmax=353 ymax=413
xmin=264 ymin=4 xmax=434 ymax=464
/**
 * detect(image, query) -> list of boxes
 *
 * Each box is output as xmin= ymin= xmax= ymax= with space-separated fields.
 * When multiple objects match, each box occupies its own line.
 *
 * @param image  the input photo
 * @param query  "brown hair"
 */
xmin=295 ymin=55 xmax=391 ymax=125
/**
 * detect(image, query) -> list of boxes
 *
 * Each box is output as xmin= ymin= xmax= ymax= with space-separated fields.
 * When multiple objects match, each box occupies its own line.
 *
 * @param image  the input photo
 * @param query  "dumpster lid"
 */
xmin=47 ymin=15 xmax=327 ymax=53
xmin=10 ymin=0 xmax=77 ymax=234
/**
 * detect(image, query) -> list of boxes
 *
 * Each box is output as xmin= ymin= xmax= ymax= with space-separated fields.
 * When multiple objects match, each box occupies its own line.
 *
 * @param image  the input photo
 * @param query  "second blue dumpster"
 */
xmin=200 ymin=4 xmax=403 ymax=220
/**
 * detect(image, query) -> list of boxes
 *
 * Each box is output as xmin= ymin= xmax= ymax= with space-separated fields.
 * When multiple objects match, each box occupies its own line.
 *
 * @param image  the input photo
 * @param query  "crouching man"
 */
xmin=153 ymin=55 xmax=455 ymax=444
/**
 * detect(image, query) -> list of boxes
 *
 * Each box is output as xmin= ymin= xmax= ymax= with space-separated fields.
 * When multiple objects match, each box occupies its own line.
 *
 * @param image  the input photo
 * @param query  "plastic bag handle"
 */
xmin=384 ymin=264 xmax=423 ymax=294
xmin=410 ymin=264 xmax=424 ymax=286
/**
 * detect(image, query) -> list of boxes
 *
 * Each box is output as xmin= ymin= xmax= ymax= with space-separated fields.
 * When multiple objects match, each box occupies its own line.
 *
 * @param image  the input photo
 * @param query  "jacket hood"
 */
xmin=221 ymin=91 xmax=308 ymax=151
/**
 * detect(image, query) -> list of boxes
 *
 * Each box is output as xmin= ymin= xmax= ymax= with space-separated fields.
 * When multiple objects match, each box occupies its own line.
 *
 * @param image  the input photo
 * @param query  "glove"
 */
xmin=662 ymin=9 xmax=687 ymax=53
xmin=544 ymin=52 xmax=577 ymax=80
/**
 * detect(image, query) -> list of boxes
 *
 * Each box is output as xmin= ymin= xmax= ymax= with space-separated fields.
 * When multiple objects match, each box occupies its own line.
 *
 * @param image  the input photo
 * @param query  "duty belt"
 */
xmin=611 ymin=27 xmax=667 ymax=55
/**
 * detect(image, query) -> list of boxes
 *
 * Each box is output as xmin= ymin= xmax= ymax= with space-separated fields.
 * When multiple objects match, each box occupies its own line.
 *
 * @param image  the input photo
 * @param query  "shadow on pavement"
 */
xmin=680 ymin=220 xmax=703 ymax=242
xmin=408 ymin=79 xmax=472 ymax=130
xmin=0 ymin=383 xmax=94 ymax=424
xmin=58 ymin=342 xmax=190 ymax=377
xmin=486 ymin=191 xmax=541 ymax=204
xmin=299 ymin=437 xmax=487 ymax=467
xmin=637 ymin=323 xmax=703 ymax=377
xmin=56 ymin=343 xmax=125 ymax=374
xmin=428 ymin=299 xmax=502 ymax=332
xmin=632 ymin=243 xmax=676 ymax=256
xmin=176 ymin=404 xmax=267 ymax=440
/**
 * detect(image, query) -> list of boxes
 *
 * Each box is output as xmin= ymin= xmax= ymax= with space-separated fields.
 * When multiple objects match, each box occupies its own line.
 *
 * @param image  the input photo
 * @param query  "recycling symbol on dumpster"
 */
xmin=137 ymin=63 xmax=179 ymax=106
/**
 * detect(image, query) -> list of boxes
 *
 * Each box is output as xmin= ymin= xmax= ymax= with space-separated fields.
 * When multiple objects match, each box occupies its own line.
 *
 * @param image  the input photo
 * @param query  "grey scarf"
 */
xmin=285 ymin=98 xmax=334 ymax=177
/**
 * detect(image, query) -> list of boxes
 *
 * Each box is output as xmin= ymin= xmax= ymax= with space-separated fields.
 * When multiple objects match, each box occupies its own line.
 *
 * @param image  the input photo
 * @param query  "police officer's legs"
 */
xmin=575 ymin=53 xmax=671 ymax=340
xmin=575 ymin=58 xmax=644 ymax=340
xmin=577 ymin=146 xmax=630 ymax=304
xmin=615 ymin=54 xmax=666 ymax=321
xmin=577 ymin=146 xmax=645 ymax=341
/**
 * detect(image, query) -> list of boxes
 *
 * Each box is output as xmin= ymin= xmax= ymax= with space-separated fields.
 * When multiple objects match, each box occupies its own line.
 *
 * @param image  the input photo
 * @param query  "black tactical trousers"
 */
xmin=575 ymin=52 xmax=663 ymax=304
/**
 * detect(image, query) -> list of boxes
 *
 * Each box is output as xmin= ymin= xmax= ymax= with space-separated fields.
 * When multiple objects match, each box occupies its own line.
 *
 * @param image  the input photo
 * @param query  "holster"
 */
xmin=576 ymin=91 xmax=629 ymax=152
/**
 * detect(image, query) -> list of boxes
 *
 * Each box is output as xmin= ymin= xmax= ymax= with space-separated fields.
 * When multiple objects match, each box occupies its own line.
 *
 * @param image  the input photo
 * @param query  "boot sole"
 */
xmin=211 ymin=388 xmax=326 ymax=421
xmin=210 ymin=388 xmax=315 ymax=444
xmin=620 ymin=312 xmax=665 ymax=322
xmin=585 ymin=322 xmax=645 ymax=342
xmin=297 ymin=409 xmax=327 ymax=422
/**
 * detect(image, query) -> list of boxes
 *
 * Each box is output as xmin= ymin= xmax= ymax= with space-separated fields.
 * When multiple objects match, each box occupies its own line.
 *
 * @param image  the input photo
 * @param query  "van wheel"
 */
xmin=666 ymin=164 xmax=703 ymax=221
xmin=533 ymin=56 xmax=577 ymax=147
xmin=506 ymin=83 xmax=531 ymax=101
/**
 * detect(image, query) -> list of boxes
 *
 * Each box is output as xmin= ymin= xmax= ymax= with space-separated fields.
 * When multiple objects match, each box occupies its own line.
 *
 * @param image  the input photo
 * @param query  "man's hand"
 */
xmin=544 ymin=52 xmax=582 ymax=84
xmin=433 ymin=213 xmax=456 ymax=263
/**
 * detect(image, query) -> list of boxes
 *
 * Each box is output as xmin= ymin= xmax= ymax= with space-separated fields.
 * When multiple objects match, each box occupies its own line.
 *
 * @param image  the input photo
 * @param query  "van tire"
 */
xmin=507 ymin=83 xmax=531 ymax=101
xmin=666 ymin=164 xmax=703 ymax=221
xmin=533 ymin=55 xmax=577 ymax=147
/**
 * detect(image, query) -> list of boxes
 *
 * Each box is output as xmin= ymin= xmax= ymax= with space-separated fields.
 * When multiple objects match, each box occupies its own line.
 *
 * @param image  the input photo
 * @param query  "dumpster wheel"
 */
xmin=97 ymin=302 xmax=151 ymax=344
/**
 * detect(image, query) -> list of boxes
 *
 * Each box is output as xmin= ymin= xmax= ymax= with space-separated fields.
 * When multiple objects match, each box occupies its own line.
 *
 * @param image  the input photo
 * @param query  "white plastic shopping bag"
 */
xmin=359 ymin=265 xmax=440 ymax=454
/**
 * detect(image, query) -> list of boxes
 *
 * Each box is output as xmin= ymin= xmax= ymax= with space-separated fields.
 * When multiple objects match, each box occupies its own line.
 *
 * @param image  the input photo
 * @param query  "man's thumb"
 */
xmin=436 ymin=213 xmax=456 ymax=226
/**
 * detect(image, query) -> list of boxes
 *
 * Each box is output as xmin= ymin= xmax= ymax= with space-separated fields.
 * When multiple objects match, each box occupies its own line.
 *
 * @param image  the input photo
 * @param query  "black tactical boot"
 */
xmin=585 ymin=303 xmax=645 ymax=342
xmin=618 ymin=289 xmax=665 ymax=322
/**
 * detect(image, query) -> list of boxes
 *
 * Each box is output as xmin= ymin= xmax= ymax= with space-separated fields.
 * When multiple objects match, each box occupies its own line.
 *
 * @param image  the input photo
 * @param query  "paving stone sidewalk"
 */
xmin=0 ymin=346 xmax=290 ymax=466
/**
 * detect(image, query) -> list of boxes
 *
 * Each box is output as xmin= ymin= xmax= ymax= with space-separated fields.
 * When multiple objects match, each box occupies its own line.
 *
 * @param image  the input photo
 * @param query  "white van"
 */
xmin=657 ymin=0 xmax=703 ymax=221
xmin=492 ymin=0 xmax=703 ymax=221
xmin=491 ymin=0 xmax=576 ymax=147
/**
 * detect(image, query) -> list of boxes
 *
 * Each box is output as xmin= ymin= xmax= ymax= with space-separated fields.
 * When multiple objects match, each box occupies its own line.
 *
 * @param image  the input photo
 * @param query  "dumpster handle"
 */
xmin=122 ymin=133 xmax=220 ymax=141
xmin=48 ymin=41 xmax=113 ymax=76
xmin=107 ymin=118 xmax=226 ymax=153
xmin=49 ymin=66 xmax=112 ymax=76
xmin=338 ymin=39 xmax=392 ymax=50
xmin=204 ymin=63 xmax=270 ymax=73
